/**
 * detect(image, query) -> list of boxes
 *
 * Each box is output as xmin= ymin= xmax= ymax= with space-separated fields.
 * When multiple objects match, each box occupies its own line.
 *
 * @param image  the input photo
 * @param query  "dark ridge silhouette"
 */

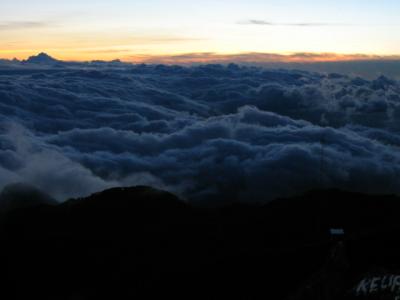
xmin=1 ymin=185 xmax=400 ymax=299
xmin=0 ymin=183 xmax=57 ymax=213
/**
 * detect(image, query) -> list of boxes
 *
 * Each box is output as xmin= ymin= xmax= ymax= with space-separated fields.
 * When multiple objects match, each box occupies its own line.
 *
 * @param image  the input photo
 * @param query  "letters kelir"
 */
xmin=355 ymin=275 xmax=400 ymax=299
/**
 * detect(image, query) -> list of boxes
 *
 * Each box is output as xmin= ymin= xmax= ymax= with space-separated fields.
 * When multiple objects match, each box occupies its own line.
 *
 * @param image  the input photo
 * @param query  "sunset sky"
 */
xmin=1 ymin=0 xmax=400 ymax=62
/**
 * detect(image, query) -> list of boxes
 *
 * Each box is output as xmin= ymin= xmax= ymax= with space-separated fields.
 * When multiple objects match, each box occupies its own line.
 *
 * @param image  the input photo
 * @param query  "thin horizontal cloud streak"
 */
xmin=238 ymin=19 xmax=350 ymax=27
xmin=132 ymin=36 xmax=206 ymax=43
xmin=0 ymin=21 xmax=50 ymax=31
xmin=81 ymin=48 xmax=133 ymax=54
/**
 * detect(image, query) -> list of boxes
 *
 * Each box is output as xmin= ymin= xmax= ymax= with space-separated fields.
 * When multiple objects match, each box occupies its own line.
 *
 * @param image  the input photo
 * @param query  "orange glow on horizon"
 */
xmin=2 ymin=50 xmax=400 ymax=64
xmin=126 ymin=52 xmax=400 ymax=64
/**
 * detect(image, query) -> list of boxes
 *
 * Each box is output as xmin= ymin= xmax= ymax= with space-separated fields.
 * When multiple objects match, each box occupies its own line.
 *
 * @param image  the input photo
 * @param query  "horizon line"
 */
xmin=3 ymin=51 xmax=400 ymax=65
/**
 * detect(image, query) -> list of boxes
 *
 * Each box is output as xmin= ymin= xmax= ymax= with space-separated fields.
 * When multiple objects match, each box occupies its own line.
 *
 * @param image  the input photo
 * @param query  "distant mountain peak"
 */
xmin=26 ymin=52 xmax=59 ymax=64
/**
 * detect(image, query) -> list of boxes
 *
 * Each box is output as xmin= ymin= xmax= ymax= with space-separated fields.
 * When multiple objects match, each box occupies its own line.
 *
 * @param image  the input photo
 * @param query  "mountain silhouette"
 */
xmin=1 ymin=186 xmax=400 ymax=299
xmin=0 ymin=183 xmax=56 ymax=213
xmin=25 ymin=52 xmax=59 ymax=64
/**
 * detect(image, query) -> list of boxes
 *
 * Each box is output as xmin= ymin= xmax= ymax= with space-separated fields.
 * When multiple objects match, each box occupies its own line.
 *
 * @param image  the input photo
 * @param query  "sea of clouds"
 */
xmin=0 ymin=62 xmax=400 ymax=203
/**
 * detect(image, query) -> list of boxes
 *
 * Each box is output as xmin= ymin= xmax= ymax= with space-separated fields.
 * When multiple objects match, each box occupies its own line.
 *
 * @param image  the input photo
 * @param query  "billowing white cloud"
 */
xmin=0 ymin=63 xmax=399 ymax=203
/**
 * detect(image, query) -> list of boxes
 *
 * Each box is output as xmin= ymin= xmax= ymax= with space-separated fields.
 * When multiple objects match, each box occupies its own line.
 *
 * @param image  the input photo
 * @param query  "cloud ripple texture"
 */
xmin=0 ymin=64 xmax=400 ymax=203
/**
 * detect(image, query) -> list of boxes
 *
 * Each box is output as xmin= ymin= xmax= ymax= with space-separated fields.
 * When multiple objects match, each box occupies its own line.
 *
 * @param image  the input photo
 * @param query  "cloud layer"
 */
xmin=238 ymin=20 xmax=349 ymax=27
xmin=126 ymin=54 xmax=400 ymax=79
xmin=0 ymin=21 xmax=49 ymax=31
xmin=0 ymin=63 xmax=400 ymax=203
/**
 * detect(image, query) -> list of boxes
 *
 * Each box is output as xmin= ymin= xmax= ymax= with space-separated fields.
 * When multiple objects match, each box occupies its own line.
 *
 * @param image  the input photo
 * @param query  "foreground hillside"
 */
xmin=1 ymin=186 xmax=400 ymax=299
